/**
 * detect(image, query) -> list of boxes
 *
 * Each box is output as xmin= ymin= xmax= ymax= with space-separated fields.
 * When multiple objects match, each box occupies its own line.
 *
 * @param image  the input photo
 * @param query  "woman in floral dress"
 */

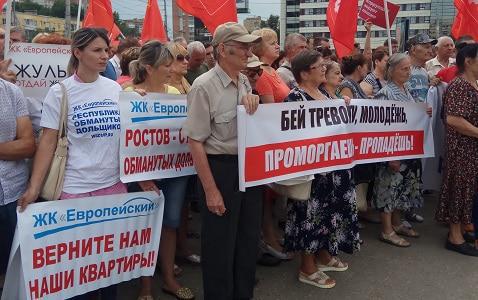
xmin=373 ymin=53 xmax=431 ymax=247
xmin=284 ymin=50 xmax=360 ymax=289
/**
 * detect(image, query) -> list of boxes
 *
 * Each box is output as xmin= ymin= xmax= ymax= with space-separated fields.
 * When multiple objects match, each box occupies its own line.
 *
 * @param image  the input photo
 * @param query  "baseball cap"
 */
xmin=406 ymin=33 xmax=437 ymax=50
xmin=247 ymin=55 xmax=265 ymax=68
xmin=212 ymin=22 xmax=262 ymax=46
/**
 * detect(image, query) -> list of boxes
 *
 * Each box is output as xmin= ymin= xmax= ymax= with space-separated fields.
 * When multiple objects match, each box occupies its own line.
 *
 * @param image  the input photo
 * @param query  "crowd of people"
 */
xmin=1 ymin=19 xmax=478 ymax=300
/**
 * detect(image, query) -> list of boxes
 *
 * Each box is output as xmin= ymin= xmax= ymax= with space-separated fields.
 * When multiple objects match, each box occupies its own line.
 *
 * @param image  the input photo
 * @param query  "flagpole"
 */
xmin=76 ymin=0 xmax=82 ymax=31
xmin=384 ymin=0 xmax=393 ymax=55
xmin=4 ymin=0 xmax=12 ymax=58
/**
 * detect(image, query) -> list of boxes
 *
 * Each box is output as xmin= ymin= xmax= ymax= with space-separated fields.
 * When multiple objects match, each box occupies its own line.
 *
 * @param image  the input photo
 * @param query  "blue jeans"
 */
xmin=0 ymin=201 xmax=17 ymax=274
xmin=128 ymin=176 xmax=189 ymax=229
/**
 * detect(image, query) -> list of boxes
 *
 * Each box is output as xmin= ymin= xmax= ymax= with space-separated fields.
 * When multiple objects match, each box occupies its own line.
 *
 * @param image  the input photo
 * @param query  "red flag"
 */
xmin=452 ymin=0 xmax=478 ymax=41
xmin=327 ymin=0 xmax=359 ymax=58
xmin=83 ymin=0 xmax=114 ymax=33
xmin=141 ymin=0 xmax=167 ymax=43
xmin=359 ymin=0 xmax=400 ymax=29
xmin=0 ymin=0 xmax=7 ymax=9
xmin=109 ymin=23 xmax=122 ymax=41
xmin=176 ymin=0 xmax=237 ymax=35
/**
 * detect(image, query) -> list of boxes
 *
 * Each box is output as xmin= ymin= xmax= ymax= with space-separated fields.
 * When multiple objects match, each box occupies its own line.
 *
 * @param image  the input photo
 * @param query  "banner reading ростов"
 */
xmin=238 ymin=99 xmax=434 ymax=191
xmin=1 ymin=192 xmax=164 ymax=300
xmin=119 ymin=92 xmax=196 ymax=183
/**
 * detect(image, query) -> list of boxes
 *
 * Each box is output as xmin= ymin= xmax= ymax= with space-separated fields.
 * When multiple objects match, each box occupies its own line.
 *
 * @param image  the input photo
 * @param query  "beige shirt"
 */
xmin=426 ymin=56 xmax=456 ymax=77
xmin=183 ymin=64 xmax=251 ymax=155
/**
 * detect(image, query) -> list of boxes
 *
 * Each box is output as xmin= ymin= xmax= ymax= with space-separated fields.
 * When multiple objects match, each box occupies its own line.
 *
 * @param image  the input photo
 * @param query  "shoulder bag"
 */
xmin=40 ymin=83 xmax=69 ymax=201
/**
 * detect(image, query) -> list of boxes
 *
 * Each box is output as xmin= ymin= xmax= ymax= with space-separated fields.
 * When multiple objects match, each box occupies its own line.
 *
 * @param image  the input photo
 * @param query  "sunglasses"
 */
xmin=176 ymin=54 xmax=189 ymax=61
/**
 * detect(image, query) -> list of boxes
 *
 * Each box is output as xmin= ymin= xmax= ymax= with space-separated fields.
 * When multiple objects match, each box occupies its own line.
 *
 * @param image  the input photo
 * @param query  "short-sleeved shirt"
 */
xmin=185 ymin=64 xmax=209 ymax=85
xmin=426 ymin=56 xmax=456 ymax=77
xmin=0 ymin=79 xmax=30 ymax=205
xmin=183 ymin=64 xmax=251 ymax=155
xmin=277 ymin=60 xmax=297 ymax=89
xmin=375 ymin=82 xmax=415 ymax=103
xmin=407 ymin=65 xmax=430 ymax=103
xmin=41 ymin=75 xmax=122 ymax=194
xmin=255 ymin=68 xmax=290 ymax=103
xmin=363 ymin=72 xmax=386 ymax=97
xmin=338 ymin=78 xmax=368 ymax=99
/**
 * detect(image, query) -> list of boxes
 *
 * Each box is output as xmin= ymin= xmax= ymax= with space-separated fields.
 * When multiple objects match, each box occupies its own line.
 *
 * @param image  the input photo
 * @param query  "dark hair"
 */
xmin=117 ymin=37 xmax=140 ymax=55
xmin=320 ymin=47 xmax=333 ymax=58
xmin=372 ymin=47 xmax=389 ymax=64
xmin=341 ymin=54 xmax=367 ymax=75
xmin=272 ymin=50 xmax=286 ymax=69
xmin=317 ymin=37 xmax=329 ymax=43
xmin=120 ymin=46 xmax=140 ymax=76
xmin=130 ymin=40 xmax=173 ymax=84
xmin=384 ymin=38 xmax=398 ymax=46
xmin=291 ymin=49 xmax=322 ymax=83
xmin=68 ymin=28 xmax=109 ymax=75
xmin=203 ymin=41 xmax=212 ymax=49
xmin=456 ymin=43 xmax=478 ymax=75
xmin=354 ymin=42 xmax=361 ymax=49
xmin=456 ymin=35 xmax=475 ymax=51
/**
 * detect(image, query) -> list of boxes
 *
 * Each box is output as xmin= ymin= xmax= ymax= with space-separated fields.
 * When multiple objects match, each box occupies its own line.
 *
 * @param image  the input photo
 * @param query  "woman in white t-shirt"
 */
xmin=19 ymin=28 xmax=124 ymax=299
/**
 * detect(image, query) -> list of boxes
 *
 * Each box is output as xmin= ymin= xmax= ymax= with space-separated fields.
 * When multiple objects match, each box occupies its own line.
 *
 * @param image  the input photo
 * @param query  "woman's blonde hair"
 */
xmin=251 ymin=28 xmax=277 ymax=58
xmin=129 ymin=40 xmax=173 ymax=84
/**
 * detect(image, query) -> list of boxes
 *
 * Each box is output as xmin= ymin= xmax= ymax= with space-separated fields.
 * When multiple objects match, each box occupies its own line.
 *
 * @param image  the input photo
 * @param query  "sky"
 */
xmin=112 ymin=0 xmax=281 ymax=36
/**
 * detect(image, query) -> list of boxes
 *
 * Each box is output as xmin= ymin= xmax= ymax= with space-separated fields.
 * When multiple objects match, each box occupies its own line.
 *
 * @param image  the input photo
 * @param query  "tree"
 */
xmin=260 ymin=15 xmax=280 ymax=38
xmin=51 ymin=0 xmax=82 ymax=19
xmin=114 ymin=11 xmax=140 ymax=38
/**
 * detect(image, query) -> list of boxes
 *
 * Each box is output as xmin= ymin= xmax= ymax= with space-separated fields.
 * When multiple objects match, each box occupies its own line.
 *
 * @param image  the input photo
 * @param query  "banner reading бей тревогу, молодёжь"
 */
xmin=2 ymin=192 xmax=164 ymax=300
xmin=237 ymin=99 xmax=434 ymax=191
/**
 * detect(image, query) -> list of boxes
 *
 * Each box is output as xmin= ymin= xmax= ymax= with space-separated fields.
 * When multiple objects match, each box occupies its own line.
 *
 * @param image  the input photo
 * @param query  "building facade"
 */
xmin=243 ymin=16 xmax=262 ymax=33
xmin=1 ymin=11 xmax=78 ymax=41
xmin=280 ymin=0 xmax=456 ymax=50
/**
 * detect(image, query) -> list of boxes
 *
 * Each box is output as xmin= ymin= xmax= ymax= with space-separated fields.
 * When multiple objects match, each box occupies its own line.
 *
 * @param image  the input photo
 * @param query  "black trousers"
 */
xmin=0 ymin=201 xmax=17 ymax=275
xmin=199 ymin=155 xmax=263 ymax=300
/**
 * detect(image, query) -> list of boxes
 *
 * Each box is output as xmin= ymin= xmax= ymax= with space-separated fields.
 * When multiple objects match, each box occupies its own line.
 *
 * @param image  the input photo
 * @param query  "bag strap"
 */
xmin=58 ymin=83 xmax=68 ymax=139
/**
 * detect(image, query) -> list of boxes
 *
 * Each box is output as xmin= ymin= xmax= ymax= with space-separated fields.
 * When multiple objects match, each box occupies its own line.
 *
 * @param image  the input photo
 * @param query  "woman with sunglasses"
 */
xmin=242 ymin=55 xmax=264 ymax=93
xmin=126 ymin=41 xmax=194 ymax=300
xmin=284 ymin=50 xmax=360 ymax=289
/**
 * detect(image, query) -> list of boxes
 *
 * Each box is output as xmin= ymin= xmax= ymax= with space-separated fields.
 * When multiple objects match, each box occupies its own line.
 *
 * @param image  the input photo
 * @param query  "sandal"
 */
xmin=162 ymin=286 xmax=195 ymax=300
xmin=393 ymin=224 xmax=420 ymax=238
xmin=317 ymin=257 xmax=348 ymax=272
xmin=298 ymin=270 xmax=336 ymax=289
xmin=380 ymin=231 xmax=410 ymax=247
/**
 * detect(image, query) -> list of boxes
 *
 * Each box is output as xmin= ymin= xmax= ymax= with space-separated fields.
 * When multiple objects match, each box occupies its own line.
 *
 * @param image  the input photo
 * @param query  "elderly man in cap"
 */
xmin=182 ymin=22 xmax=262 ymax=300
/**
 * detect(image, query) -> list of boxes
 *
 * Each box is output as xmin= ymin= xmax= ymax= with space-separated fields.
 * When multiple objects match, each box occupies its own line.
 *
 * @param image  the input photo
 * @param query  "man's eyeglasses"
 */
xmin=224 ymin=43 xmax=252 ymax=53
xmin=176 ymin=54 xmax=189 ymax=61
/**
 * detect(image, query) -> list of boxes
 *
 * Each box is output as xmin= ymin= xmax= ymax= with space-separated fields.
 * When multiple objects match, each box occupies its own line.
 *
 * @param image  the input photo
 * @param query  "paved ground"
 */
xmin=118 ymin=193 xmax=478 ymax=300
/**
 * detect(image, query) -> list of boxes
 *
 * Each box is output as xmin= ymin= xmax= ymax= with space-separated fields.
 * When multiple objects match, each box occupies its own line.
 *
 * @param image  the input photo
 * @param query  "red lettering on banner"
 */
xmin=32 ymin=234 xmax=115 ymax=269
xmin=125 ymin=128 xmax=170 ymax=147
xmin=29 ymin=269 xmax=74 ymax=299
xmin=119 ymin=228 xmax=152 ymax=249
xmin=245 ymin=131 xmax=424 ymax=182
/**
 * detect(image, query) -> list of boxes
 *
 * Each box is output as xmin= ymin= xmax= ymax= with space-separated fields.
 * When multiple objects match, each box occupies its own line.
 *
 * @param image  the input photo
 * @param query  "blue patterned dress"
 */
xmin=283 ymin=87 xmax=361 ymax=255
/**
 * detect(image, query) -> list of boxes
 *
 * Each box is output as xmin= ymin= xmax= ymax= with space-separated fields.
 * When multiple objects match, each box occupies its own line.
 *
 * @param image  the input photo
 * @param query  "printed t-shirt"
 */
xmin=407 ymin=66 xmax=430 ymax=103
xmin=40 ymin=75 xmax=122 ymax=194
xmin=255 ymin=69 xmax=290 ymax=103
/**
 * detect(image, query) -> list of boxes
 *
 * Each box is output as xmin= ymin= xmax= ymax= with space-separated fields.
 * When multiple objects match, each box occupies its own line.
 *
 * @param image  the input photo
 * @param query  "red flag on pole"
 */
xmin=109 ymin=23 xmax=123 ymax=41
xmin=176 ymin=0 xmax=237 ymax=35
xmin=83 ymin=0 xmax=114 ymax=33
xmin=327 ymin=0 xmax=359 ymax=58
xmin=452 ymin=0 xmax=478 ymax=41
xmin=141 ymin=0 xmax=168 ymax=43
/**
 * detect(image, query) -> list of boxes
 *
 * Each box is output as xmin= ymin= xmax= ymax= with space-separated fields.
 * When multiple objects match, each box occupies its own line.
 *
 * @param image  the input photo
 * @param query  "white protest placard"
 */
xmin=2 ymin=192 xmax=164 ymax=300
xmin=238 ymin=99 xmax=434 ymax=190
xmin=6 ymin=43 xmax=71 ymax=99
xmin=119 ymin=92 xmax=196 ymax=183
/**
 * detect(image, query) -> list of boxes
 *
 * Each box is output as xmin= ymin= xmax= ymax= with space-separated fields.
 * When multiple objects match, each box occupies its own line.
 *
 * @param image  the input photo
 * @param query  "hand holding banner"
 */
xmin=238 ymin=99 xmax=434 ymax=191
xmin=2 ymin=192 xmax=164 ymax=300
xmin=359 ymin=0 xmax=400 ymax=29
xmin=119 ymin=92 xmax=196 ymax=183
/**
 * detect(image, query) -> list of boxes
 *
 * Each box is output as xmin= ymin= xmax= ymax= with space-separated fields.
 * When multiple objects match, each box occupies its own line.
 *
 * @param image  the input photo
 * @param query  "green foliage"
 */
xmin=114 ymin=11 xmax=140 ymax=38
xmin=260 ymin=15 xmax=280 ymax=38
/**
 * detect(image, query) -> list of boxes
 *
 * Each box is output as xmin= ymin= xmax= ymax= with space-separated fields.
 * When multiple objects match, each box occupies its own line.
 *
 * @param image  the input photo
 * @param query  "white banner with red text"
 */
xmin=5 ymin=42 xmax=70 ymax=99
xmin=238 ymin=99 xmax=434 ymax=190
xmin=119 ymin=92 xmax=196 ymax=183
xmin=1 ymin=192 xmax=164 ymax=300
